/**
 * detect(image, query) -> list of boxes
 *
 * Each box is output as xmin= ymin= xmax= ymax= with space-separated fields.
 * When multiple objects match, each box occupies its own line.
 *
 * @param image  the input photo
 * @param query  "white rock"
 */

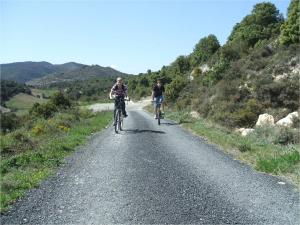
xmin=235 ymin=128 xmax=255 ymax=136
xmin=241 ymin=129 xmax=255 ymax=136
xmin=0 ymin=106 xmax=11 ymax=113
xmin=256 ymin=113 xmax=275 ymax=127
xmin=190 ymin=111 xmax=200 ymax=119
xmin=274 ymin=73 xmax=288 ymax=82
xmin=235 ymin=128 xmax=245 ymax=133
xmin=200 ymin=64 xmax=211 ymax=73
xmin=276 ymin=112 xmax=299 ymax=127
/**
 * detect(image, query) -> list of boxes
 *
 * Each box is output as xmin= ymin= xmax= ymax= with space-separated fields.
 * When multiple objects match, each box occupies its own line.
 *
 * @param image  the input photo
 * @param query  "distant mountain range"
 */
xmin=1 ymin=61 xmax=131 ymax=86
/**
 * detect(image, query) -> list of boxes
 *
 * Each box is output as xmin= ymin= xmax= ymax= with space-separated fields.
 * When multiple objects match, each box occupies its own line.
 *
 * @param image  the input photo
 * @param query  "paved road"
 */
xmin=1 ymin=109 xmax=299 ymax=224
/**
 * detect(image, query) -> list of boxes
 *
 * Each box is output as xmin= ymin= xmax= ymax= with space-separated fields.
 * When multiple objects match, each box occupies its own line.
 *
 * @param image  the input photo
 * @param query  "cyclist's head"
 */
xmin=116 ymin=77 xmax=123 ymax=84
xmin=157 ymin=79 xmax=162 ymax=86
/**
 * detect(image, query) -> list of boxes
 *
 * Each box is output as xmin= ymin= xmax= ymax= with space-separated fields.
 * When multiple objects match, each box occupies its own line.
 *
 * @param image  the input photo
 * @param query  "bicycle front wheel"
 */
xmin=114 ymin=110 xmax=120 ymax=133
xmin=158 ymin=111 xmax=161 ymax=125
xmin=118 ymin=112 xmax=122 ymax=131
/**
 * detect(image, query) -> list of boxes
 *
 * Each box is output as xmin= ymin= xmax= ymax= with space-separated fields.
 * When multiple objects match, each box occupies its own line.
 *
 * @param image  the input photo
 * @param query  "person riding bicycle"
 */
xmin=151 ymin=79 xmax=165 ymax=119
xmin=109 ymin=77 xmax=128 ymax=117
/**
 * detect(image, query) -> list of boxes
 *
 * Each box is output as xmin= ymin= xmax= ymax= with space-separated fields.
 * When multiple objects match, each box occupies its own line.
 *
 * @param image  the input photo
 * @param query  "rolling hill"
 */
xmin=1 ymin=61 xmax=85 ymax=83
xmin=26 ymin=64 xmax=131 ymax=87
xmin=1 ymin=61 xmax=132 ymax=87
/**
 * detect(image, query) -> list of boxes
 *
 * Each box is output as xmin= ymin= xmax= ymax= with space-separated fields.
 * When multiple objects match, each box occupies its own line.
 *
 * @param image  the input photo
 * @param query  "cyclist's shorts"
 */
xmin=154 ymin=95 xmax=164 ymax=105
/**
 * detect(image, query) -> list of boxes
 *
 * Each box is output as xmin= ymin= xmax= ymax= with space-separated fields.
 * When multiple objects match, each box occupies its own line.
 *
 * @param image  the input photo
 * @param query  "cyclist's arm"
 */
xmin=124 ymin=86 xmax=128 ymax=98
xmin=109 ymin=85 xmax=116 ymax=99
xmin=151 ymin=90 xmax=155 ymax=100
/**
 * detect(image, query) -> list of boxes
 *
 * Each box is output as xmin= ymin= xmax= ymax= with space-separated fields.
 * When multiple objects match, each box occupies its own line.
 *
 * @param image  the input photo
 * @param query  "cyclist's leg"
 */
xmin=156 ymin=97 xmax=161 ymax=118
xmin=153 ymin=97 xmax=157 ymax=118
xmin=160 ymin=95 xmax=165 ymax=113
xmin=121 ymin=98 xmax=127 ymax=117
xmin=113 ymin=99 xmax=118 ymax=125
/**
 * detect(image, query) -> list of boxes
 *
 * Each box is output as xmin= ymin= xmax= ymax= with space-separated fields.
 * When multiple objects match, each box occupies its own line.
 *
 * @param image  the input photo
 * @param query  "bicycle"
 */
xmin=111 ymin=96 xmax=129 ymax=133
xmin=152 ymin=98 xmax=164 ymax=125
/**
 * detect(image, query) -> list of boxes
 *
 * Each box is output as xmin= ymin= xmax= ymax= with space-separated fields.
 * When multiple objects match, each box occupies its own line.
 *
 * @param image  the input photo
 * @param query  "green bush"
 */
xmin=79 ymin=109 xmax=94 ymax=119
xmin=1 ymin=129 xmax=35 ymax=156
xmin=232 ymin=99 xmax=262 ymax=127
xmin=273 ymin=126 xmax=300 ymax=145
xmin=165 ymin=76 xmax=188 ymax=102
xmin=0 ymin=113 xmax=20 ymax=133
xmin=50 ymin=92 xmax=71 ymax=109
xmin=253 ymin=125 xmax=300 ymax=145
xmin=30 ymin=102 xmax=57 ymax=119
xmin=238 ymin=139 xmax=252 ymax=152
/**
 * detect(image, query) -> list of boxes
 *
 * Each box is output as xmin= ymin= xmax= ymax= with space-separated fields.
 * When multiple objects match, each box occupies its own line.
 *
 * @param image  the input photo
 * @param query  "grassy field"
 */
xmin=144 ymin=106 xmax=300 ymax=188
xmin=5 ymin=88 xmax=58 ymax=115
xmin=0 ymin=110 xmax=112 ymax=212
xmin=6 ymin=93 xmax=48 ymax=115
xmin=30 ymin=88 xmax=58 ymax=98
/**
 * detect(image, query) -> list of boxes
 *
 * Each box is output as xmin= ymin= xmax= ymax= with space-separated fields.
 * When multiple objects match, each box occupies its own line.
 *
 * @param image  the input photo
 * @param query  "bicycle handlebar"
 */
xmin=110 ymin=96 xmax=130 ymax=101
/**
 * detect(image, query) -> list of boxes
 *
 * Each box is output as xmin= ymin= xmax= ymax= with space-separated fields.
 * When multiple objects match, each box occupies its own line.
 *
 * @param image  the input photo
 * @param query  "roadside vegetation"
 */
xmin=164 ymin=110 xmax=300 ymax=186
xmin=0 ymin=92 xmax=112 ymax=212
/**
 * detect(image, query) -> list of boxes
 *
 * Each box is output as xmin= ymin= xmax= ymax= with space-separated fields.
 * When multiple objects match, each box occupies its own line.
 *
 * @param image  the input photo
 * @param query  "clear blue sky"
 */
xmin=1 ymin=0 xmax=290 ymax=74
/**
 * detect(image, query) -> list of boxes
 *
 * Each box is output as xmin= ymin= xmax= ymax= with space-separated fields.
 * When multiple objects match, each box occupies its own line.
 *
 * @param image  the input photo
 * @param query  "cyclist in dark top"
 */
xmin=109 ymin=77 xmax=128 ymax=117
xmin=151 ymin=79 xmax=165 ymax=118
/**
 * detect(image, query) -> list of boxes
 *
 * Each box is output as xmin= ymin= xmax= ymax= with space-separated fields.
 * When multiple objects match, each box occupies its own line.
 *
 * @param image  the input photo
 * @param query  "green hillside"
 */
xmin=0 ymin=61 xmax=85 ymax=83
xmin=27 ymin=65 xmax=132 ymax=87
xmin=6 ymin=93 xmax=48 ymax=115
xmin=128 ymin=0 xmax=300 ymax=129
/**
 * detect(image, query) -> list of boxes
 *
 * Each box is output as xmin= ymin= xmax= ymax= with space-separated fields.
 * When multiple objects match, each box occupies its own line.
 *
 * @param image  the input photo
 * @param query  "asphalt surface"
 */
xmin=1 ymin=109 xmax=299 ymax=225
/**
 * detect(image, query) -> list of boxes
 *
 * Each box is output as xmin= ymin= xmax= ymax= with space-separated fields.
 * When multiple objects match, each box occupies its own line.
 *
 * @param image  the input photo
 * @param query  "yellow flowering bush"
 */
xmin=32 ymin=125 xmax=45 ymax=135
xmin=58 ymin=125 xmax=70 ymax=132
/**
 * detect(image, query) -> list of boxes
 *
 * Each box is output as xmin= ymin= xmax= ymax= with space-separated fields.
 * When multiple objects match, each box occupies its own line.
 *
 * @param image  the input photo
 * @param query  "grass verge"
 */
xmin=163 ymin=110 xmax=300 ymax=187
xmin=0 ymin=111 xmax=112 ymax=212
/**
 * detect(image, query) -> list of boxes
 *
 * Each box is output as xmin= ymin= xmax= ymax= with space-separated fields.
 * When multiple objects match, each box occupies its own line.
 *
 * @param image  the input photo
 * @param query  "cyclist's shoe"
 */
xmin=123 ymin=114 xmax=128 ymax=118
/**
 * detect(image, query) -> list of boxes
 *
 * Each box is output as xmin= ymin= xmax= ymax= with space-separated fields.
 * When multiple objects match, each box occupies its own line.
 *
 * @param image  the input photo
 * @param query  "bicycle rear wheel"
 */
xmin=156 ymin=106 xmax=161 ymax=125
xmin=119 ymin=112 xmax=122 ymax=131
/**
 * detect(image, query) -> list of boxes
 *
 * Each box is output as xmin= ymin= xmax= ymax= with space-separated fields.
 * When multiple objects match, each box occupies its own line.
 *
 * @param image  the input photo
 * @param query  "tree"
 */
xmin=190 ymin=34 xmax=220 ymax=66
xmin=280 ymin=0 xmax=300 ymax=45
xmin=228 ymin=2 xmax=283 ymax=47
xmin=173 ymin=55 xmax=191 ymax=75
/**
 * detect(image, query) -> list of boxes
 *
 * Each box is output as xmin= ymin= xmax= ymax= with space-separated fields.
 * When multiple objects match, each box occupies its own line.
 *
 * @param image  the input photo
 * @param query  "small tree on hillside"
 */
xmin=280 ymin=0 xmax=300 ymax=45
xmin=190 ymin=34 xmax=220 ymax=66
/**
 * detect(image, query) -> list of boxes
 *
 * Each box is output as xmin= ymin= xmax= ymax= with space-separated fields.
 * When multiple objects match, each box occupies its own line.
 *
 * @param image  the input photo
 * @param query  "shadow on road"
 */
xmin=123 ymin=129 xmax=166 ymax=134
xmin=160 ymin=122 xmax=179 ymax=126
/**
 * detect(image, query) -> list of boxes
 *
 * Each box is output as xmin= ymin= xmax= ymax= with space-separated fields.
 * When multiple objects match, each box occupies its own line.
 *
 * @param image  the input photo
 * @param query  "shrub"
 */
xmin=30 ymin=102 xmax=57 ymax=119
xmin=231 ymin=99 xmax=262 ymax=127
xmin=165 ymin=76 xmax=188 ymax=102
xmin=238 ymin=140 xmax=252 ymax=152
xmin=253 ymin=125 xmax=300 ymax=145
xmin=273 ymin=126 xmax=300 ymax=145
xmin=50 ymin=92 xmax=72 ymax=109
xmin=265 ymin=108 xmax=290 ymax=122
xmin=0 ymin=129 xmax=36 ymax=156
xmin=57 ymin=125 xmax=70 ymax=132
xmin=0 ymin=113 xmax=20 ymax=133
xmin=32 ymin=125 xmax=44 ymax=135
xmin=79 ymin=109 xmax=94 ymax=119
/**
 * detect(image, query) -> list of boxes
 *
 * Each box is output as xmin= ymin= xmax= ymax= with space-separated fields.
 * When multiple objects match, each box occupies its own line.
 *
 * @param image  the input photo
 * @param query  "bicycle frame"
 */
xmin=114 ymin=97 xmax=124 ymax=133
xmin=153 ymin=100 xmax=162 ymax=125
